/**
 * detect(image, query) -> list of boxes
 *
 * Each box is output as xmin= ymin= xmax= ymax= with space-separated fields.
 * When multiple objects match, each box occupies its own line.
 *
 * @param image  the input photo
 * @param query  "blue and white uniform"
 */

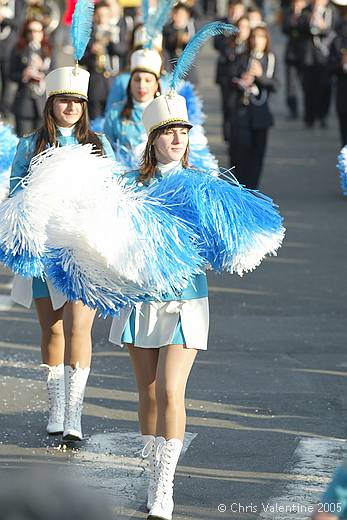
xmin=104 ymin=99 xmax=151 ymax=169
xmin=10 ymin=127 xmax=115 ymax=309
xmin=109 ymin=161 xmax=209 ymax=350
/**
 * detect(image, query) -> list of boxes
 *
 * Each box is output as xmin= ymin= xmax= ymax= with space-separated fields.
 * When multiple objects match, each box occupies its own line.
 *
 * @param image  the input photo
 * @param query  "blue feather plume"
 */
xmin=72 ymin=0 xmax=94 ymax=62
xmin=170 ymin=22 xmax=238 ymax=90
xmin=147 ymin=168 xmax=285 ymax=276
xmin=144 ymin=0 xmax=176 ymax=49
xmin=142 ymin=0 xmax=150 ymax=27
xmin=337 ymin=146 xmax=347 ymax=197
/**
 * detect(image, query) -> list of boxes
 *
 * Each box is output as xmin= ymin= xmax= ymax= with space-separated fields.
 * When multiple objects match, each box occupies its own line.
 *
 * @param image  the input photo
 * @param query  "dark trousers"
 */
xmin=219 ymin=81 xmax=231 ymax=142
xmin=338 ymin=113 xmax=347 ymax=147
xmin=285 ymin=63 xmax=302 ymax=118
xmin=229 ymin=125 xmax=268 ymax=189
xmin=302 ymin=64 xmax=332 ymax=125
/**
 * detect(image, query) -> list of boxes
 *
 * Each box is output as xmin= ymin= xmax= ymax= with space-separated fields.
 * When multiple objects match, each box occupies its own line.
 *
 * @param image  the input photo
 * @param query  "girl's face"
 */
xmin=154 ymin=126 xmax=189 ymax=164
xmin=130 ymin=71 xmax=158 ymax=103
xmin=238 ymin=19 xmax=251 ymax=42
xmin=252 ymin=29 xmax=268 ymax=53
xmin=26 ymin=21 xmax=44 ymax=45
xmin=52 ymin=96 xmax=84 ymax=127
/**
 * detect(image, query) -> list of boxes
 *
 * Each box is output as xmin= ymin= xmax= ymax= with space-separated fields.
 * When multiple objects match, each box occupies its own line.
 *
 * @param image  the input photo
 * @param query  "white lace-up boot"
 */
xmin=147 ymin=438 xmax=183 ymax=520
xmin=41 ymin=363 xmax=65 ymax=434
xmin=63 ymin=363 xmax=90 ymax=441
xmin=142 ymin=436 xmax=166 ymax=511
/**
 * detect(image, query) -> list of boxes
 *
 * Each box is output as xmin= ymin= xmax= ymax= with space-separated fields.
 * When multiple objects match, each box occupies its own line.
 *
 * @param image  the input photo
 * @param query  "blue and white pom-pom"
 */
xmin=337 ymin=146 xmax=347 ymax=197
xmin=147 ymin=167 xmax=285 ymax=276
xmin=0 ymin=144 xmax=203 ymax=316
xmin=0 ymin=123 xmax=18 ymax=202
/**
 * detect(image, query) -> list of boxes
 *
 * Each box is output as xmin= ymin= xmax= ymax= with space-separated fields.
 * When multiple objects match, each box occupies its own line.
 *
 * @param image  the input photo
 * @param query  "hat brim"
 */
xmin=48 ymin=91 xmax=88 ymax=101
xmin=148 ymin=119 xmax=193 ymax=134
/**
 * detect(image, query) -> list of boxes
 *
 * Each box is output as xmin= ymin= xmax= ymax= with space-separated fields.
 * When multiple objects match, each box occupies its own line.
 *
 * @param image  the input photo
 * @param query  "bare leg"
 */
xmin=156 ymin=344 xmax=197 ymax=441
xmin=63 ymin=301 xmax=96 ymax=368
xmin=127 ymin=344 xmax=159 ymax=435
xmin=34 ymin=298 xmax=64 ymax=365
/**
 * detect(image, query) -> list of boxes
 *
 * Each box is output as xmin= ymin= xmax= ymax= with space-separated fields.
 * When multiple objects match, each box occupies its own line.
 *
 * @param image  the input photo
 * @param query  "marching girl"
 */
xmin=9 ymin=2 xmax=115 ymax=442
xmin=105 ymin=21 xmax=169 ymax=111
xmin=228 ymin=23 xmax=277 ymax=189
xmin=104 ymin=48 xmax=162 ymax=168
xmin=108 ymin=22 xmax=284 ymax=520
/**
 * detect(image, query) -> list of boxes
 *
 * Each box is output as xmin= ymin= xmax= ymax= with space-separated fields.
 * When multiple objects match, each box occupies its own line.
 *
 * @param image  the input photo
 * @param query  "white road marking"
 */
xmin=259 ymin=437 xmax=347 ymax=519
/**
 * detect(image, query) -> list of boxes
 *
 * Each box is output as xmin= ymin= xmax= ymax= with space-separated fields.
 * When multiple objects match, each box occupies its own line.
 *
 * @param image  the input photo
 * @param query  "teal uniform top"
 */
xmin=9 ymin=129 xmax=115 ymax=299
xmin=122 ymin=168 xmax=208 ymax=302
xmin=104 ymin=100 xmax=147 ymax=158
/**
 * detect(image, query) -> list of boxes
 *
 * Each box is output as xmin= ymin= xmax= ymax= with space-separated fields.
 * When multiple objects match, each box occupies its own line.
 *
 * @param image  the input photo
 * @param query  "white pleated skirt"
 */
xmin=109 ymin=297 xmax=209 ymax=350
xmin=11 ymin=275 xmax=67 ymax=310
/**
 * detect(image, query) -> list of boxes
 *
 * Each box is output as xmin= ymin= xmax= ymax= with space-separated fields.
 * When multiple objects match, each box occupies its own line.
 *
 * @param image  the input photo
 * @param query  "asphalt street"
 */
xmin=0 ymin=23 xmax=347 ymax=520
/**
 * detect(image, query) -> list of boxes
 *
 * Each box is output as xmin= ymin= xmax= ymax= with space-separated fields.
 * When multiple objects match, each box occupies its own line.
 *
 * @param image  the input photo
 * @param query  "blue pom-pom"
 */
xmin=337 ymin=146 xmax=347 ymax=197
xmin=44 ymin=248 xmax=140 ymax=318
xmin=147 ymin=168 xmax=285 ymax=275
xmin=0 ymin=247 xmax=44 ymax=277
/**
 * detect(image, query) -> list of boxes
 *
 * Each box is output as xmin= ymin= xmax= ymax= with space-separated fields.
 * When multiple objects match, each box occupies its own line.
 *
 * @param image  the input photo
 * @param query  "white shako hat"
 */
xmin=134 ymin=25 xmax=163 ymax=51
xmin=142 ymin=91 xmax=193 ymax=135
xmin=45 ymin=66 xmax=90 ymax=100
xmin=130 ymin=49 xmax=162 ymax=79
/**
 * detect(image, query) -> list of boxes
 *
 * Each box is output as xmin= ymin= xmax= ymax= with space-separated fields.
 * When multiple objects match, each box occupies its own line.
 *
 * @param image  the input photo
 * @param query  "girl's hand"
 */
xmin=249 ymin=60 xmax=263 ymax=78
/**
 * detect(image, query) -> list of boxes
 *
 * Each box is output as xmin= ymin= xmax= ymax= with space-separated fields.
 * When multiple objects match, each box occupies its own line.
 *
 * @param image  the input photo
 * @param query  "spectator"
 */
xmin=9 ymin=18 xmax=53 ymax=136
xmin=163 ymin=2 xmax=197 ymax=83
xmin=282 ymin=0 xmax=307 ymax=118
xmin=81 ymin=0 xmax=130 ymax=119
xmin=329 ymin=5 xmax=347 ymax=145
xmin=229 ymin=24 xmax=277 ymax=189
xmin=299 ymin=0 xmax=337 ymax=128
xmin=214 ymin=0 xmax=246 ymax=140
xmin=0 ymin=0 xmax=23 ymax=118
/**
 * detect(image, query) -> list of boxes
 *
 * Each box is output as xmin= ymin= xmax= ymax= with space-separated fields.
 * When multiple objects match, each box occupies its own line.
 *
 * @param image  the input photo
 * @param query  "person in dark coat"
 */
xmin=213 ymin=0 xmax=246 ymax=141
xmin=282 ymin=0 xmax=307 ymax=118
xmin=80 ymin=1 xmax=130 ymax=120
xmin=163 ymin=2 xmax=197 ymax=84
xmin=9 ymin=18 xmax=53 ymax=136
xmin=0 ymin=0 xmax=25 ymax=118
xmin=298 ymin=0 xmax=337 ymax=128
xmin=228 ymin=24 xmax=277 ymax=189
xmin=329 ymin=6 xmax=347 ymax=146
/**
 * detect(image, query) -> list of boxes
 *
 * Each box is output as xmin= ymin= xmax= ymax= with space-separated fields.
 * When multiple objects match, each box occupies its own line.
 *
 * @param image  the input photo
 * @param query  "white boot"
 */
xmin=142 ymin=435 xmax=166 ymax=511
xmin=63 ymin=363 xmax=90 ymax=441
xmin=41 ymin=363 xmax=65 ymax=435
xmin=147 ymin=438 xmax=183 ymax=520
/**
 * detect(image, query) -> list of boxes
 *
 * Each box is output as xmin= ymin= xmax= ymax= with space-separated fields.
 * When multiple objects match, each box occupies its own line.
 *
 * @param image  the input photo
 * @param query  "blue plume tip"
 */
xmin=170 ymin=21 xmax=238 ymax=91
xmin=72 ymin=0 xmax=95 ymax=62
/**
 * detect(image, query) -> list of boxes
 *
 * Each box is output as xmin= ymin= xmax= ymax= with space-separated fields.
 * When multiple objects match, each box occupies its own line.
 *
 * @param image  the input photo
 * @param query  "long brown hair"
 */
xmin=16 ymin=19 xmax=52 ymax=58
xmin=121 ymin=72 xmax=161 ymax=120
xmin=248 ymin=25 xmax=271 ymax=54
xmin=139 ymin=125 xmax=190 ymax=183
xmin=34 ymin=96 xmax=104 ymax=155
